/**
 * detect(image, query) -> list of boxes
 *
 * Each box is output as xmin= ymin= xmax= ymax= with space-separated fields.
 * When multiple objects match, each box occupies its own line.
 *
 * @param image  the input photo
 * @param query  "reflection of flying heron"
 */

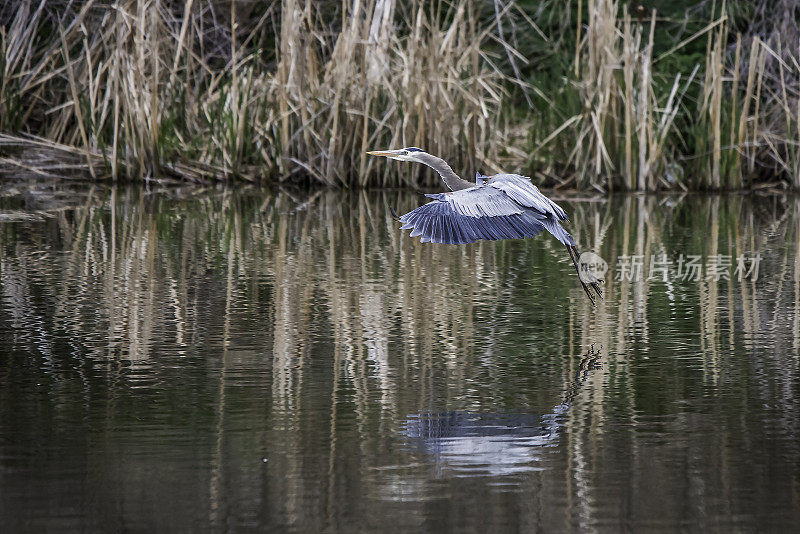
xmin=367 ymin=147 xmax=603 ymax=304
xmin=399 ymin=346 xmax=602 ymax=476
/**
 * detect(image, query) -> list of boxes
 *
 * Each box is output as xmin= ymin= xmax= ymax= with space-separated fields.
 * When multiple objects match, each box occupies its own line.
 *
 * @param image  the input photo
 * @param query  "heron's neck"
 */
xmin=421 ymin=154 xmax=474 ymax=191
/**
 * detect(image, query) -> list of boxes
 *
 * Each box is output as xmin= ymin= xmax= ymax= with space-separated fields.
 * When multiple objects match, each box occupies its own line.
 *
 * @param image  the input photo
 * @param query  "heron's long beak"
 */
xmin=366 ymin=149 xmax=404 ymax=158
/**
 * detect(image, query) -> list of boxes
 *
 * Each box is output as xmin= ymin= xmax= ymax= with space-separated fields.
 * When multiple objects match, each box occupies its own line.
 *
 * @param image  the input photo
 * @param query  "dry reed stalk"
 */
xmin=637 ymin=11 xmax=654 ymax=191
xmin=622 ymin=14 xmax=634 ymax=190
xmin=703 ymin=21 xmax=725 ymax=189
xmin=738 ymin=37 xmax=763 ymax=182
xmin=729 ymin=33 xmax=742 ymax=188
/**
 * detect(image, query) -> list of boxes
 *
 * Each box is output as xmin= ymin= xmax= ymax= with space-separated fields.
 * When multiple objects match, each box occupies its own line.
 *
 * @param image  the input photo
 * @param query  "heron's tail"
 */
xmin=566 ymin=245 xmax=604 ymax=306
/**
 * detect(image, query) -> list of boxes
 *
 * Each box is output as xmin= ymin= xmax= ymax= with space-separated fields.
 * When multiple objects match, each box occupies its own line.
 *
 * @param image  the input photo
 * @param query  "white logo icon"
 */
xmin=577 ymin=252 xmax=608 ymax=284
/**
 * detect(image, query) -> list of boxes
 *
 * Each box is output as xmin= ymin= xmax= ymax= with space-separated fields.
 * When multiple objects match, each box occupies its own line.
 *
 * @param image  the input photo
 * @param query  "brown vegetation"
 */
xmin=1 ymin=0 xmax=800 ymax=189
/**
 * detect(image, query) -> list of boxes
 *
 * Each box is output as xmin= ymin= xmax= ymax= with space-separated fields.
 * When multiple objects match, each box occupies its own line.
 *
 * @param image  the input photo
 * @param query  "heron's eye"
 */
xmin=402 ymin=151 xmax=409 ymax=156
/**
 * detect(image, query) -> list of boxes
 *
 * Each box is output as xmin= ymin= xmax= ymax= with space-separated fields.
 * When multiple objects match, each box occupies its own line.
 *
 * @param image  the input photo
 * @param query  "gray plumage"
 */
xmin=404 ymin=174 xmax=572 ymax=246
xmin=366 ymin=147 xmax=603 ymax=304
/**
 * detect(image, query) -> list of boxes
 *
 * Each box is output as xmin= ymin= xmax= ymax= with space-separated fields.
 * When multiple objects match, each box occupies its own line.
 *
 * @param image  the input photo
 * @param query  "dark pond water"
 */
xmin=1 ymin=183 xmax=800 ymax=532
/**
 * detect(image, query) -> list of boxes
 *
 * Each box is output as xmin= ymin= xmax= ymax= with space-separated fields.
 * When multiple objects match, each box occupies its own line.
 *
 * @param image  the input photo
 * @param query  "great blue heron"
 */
xmin=367 ymin=147 xmax=603 ymax=304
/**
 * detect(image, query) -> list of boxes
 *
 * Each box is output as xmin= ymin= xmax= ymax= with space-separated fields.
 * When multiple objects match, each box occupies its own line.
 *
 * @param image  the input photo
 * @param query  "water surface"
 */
xmin=1 ymin=184 xmax=799 ymax=531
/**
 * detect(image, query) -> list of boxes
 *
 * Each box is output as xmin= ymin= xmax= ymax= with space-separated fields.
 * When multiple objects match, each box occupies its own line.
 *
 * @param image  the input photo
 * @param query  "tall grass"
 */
xmin=568 ymin=1 xmax=693 ymax=191
xmin=2 ymin=0 xmax=800 ymax=189
xmin=0 ymin=0 xmax=510 ymax=186
xmin=531 ymin=0 xmax=800 ymax=190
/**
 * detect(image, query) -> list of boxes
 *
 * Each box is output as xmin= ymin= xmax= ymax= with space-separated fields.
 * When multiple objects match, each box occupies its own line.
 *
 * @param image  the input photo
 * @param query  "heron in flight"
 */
xmin=367 ymin=147 xmax=603 ymax=304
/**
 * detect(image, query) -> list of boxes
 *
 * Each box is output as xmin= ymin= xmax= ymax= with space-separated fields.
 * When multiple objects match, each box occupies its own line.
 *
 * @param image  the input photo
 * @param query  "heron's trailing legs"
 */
xmin=567 ymin=245 xmax=604 ymax=306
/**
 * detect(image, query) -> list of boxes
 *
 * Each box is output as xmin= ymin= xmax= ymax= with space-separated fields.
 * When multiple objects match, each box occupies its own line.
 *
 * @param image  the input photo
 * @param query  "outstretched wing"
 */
xmin=486 ymin=174 xmax=568 ymax=221
xmin=398 ymin=186 xmax=546 ymax=245
xmin=485 ymin=174 xmax=574 ymax=246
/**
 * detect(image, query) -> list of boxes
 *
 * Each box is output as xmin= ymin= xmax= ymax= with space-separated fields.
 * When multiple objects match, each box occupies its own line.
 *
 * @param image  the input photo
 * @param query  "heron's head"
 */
xmin=366 ymin=147 xmax=427 ymax=162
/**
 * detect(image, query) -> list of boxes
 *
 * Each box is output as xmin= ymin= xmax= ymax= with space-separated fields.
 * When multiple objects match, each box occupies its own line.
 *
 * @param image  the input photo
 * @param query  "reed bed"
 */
xmin=0 ymin=0 xmax=511 ymax=186
xmin=2 ymin=0 xmax=800 ymax=189
xmin=527 ymin=0 xmax=800 ymax=190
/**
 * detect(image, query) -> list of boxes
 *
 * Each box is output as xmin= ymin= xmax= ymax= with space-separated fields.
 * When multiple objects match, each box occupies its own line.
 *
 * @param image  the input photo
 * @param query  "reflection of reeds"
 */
xmin=2 ymin=187 xmax=800 ymax=528
xmin=1 ymin=187 xmax=795 ymax=398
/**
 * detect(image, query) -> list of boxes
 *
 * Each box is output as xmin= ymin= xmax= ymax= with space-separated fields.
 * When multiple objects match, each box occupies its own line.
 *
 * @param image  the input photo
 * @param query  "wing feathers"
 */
xmin=487 ymin=174 xmax=568 ymax=220
xmin=444 ymin=186 xmax=523 ymax=218
xmin=396 ymin=176 xmax=574 ymax=245
xmin=398 ymin=200 xmax=546 ymax=245
xmin=539 ymin=214 xmax=576 ymax=246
